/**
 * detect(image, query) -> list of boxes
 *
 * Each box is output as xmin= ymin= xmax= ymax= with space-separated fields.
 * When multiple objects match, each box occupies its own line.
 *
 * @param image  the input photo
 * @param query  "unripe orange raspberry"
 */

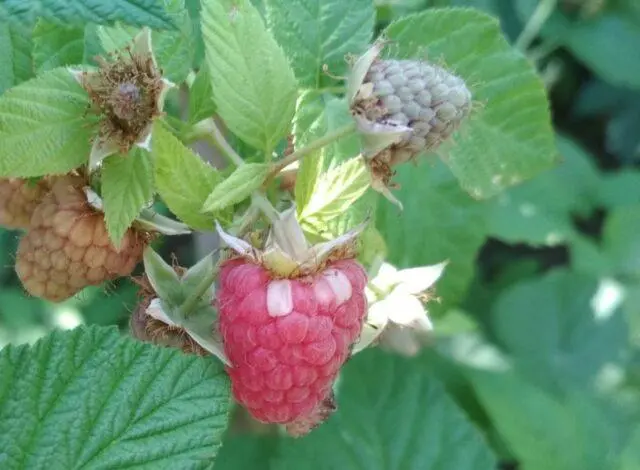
xmin=15 ymin=176 xmax=148 ymax=302
xmin=0 ymin=178 xmax=50 ymax=230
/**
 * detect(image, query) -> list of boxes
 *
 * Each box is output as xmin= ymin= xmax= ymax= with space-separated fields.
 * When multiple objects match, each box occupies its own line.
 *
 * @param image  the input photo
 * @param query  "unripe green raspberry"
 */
xmin=347 ymin=42 xmax=472 ymax=206
xmin=362 ymin=59 xmax=472 ymax=164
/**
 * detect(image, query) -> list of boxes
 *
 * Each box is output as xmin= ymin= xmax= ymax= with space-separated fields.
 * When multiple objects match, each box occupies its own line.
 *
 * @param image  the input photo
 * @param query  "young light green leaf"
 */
xmin=202 ymin=163 xmax=271 ymax=213
xmin=274 ymin=349 xmax=496 ymax=470
xmin=102 ymin=150 xmax=155 ymax=246
xmin=293 ymin=92 xmax=360 ymax=210
xmin=265 ymin=0 xmax=375 ymax=89
xmin=0 ymin=67 xmax=96 ymax=177
xmin=0 ymin=22 xmax=34 ymax=94
xmin=97 ymin=0 xmax=194 ymax=83
xmin=152 ymin=122 xmax=225 ymax=230
xmin=384 ymin=8 xmax=558 ymax=199
xmin=0 ymin=0 xmax=176 ymax=30
xmin=32 ymin=21 xmax=85 ymax=72
xmin=292 ymin=92 xmax=370 ymax=240
xmin=188 ymin=67 xmax=216 ymax=123
xmin=299 ymin=156 xmax=369 ymax=224
xmin=96 ymin=23 xmax=137 ymax=52
xmin=0 ymin=326 xmax=231 ymax=468
xmin=377 ymin=161 xmax=488 ymax=311
xmin=201 ymin=0 xmax=298 ymax=154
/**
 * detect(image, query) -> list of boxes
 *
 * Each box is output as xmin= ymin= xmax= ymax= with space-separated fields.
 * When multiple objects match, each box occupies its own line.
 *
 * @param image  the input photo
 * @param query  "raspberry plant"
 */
xmin=2 ymin=0 xmax=610 ymax=467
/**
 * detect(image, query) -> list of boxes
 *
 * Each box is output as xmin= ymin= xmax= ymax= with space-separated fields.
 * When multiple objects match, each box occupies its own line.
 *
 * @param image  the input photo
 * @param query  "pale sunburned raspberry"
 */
xmin=15 ymin=176 xmax=147 ymax=302
xmin=217 ymin=257 xmax=368 ymax=429
xmin=0 ymin=178 xmax=50 ymax=230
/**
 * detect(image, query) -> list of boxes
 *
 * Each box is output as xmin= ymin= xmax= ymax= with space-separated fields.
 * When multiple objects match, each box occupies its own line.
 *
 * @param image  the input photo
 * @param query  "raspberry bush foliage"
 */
xmin=2 ymin=0 xmax=638 ymax=469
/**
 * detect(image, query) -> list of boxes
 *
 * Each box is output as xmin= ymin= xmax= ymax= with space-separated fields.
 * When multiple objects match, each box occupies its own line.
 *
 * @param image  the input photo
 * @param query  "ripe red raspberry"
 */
xmin=217 ymin=257 xmax=367 ymax=427
xmin=214 ymin=208 xmax=369 ymax=433
xmin=15 ymin=176 xmax=148 ymax=302
xmin=0 ymin=177 xmax=50 ymax=230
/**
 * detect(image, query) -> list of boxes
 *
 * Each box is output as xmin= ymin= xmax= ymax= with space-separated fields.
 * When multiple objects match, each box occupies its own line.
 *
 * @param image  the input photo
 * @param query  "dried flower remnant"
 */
xmin=69 ymin=28 xmax=174 ymax=170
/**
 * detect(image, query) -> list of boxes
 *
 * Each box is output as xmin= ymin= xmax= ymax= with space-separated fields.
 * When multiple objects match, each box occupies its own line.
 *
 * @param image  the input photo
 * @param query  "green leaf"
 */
xmin=0 ymin=22 xmax=34 ymax=94
xmin=202 ymin=163 xmax=271 ymax=213
xmin=153 ymin=122 xmax=225 ymax=229
xmin=32 ymin=21 xmax=85 ymax=72
xmin=294 ymin=93 xmax=360 ymax=208
xmin=265 ymin=0 xmax=375 ymax=89
xmin=274 ymin=349 xmax=496 ymax=470
xmin=516 ymin=0 xmax=640 ymax=89
xmin=621 ymin=426 xmax=640 ymax=470
xmin=0 ymin=0 xmax=176 ymax=30
xmin=102 ymin=150 xmax=155 ymax=246
xmin=214 ymin=434 xmax=278 ymax=470
xmin=602 ymin=205 xmax=640 ymax=281
xmin=598 ymin=170 xmax=640 ymax=209
xmin=201 ymin=0 xmax=298 ymax=154
xmin=468 ymin=368 xmax=625 ymax=470
xmin=97 ymin=0 xmax=194 ymax=83
xmin=384 ymin=8 xmax=557 ymax=199
xmin=487 ymin=135 xmax=599 ymax=246
xmin=299 ymin=156 xmax=369 ymax=224
xmin=0 ymin=326 xmax=231 ymax=468
xmin=0 ymin=67 xmax=96 ymax=177
xmin=377 ymin=161 xmax=488 ymax=309
xmin=293 ymin=92 xmax=371 ymax=240
xmin=492 ymin=269 xmax=628 ymax=386
xmin=143 ymin=246 xmax=183 ymax=306
xmin=188 ymin=67 xmax=216 ymax=123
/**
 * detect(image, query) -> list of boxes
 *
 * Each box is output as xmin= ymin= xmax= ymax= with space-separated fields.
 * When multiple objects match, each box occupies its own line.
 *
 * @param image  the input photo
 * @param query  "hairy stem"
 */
xmin=515 ymin=0 xmax=558 ymax=51
xmin=271 ymin=122 xmax=357 ymax=175
xmin=190 ymin=118 xmax=245 ymax=167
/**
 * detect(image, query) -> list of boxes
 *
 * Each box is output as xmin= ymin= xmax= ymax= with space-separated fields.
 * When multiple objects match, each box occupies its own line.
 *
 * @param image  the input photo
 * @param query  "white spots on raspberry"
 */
xmin=322 ymin=269 xmax=352 ymax=306
xmin=267 ymin=279 xmax=294 ymax=317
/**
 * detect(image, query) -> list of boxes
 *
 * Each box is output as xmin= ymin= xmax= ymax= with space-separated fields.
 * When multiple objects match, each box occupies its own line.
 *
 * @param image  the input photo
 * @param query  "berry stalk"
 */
xmin=270 ymin=122 xmax=357 ymax=175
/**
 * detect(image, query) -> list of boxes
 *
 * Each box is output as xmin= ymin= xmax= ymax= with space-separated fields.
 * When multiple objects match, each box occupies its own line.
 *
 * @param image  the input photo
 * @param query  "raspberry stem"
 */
xmin=191 ymin=118 xmax=246 ymax=167
xmin=271 ymin=122 xmax=357 ymax=176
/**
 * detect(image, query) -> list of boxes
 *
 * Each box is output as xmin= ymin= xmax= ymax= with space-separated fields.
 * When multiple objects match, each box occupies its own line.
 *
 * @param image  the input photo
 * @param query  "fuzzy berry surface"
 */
xmin=15 ymin=176 xmax=146 ymax=302
xmin=217 ymin=257 xmax=368 ymax=425
xmin=0 ymin=178 xmax=50 ymax=230
xmin=362 ymin=59 xmax=472 ymax=164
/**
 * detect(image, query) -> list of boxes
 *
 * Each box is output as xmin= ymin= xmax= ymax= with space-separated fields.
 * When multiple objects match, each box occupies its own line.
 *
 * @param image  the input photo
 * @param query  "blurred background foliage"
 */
xmin=3 ymin=0 xmax=640 ymax=468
